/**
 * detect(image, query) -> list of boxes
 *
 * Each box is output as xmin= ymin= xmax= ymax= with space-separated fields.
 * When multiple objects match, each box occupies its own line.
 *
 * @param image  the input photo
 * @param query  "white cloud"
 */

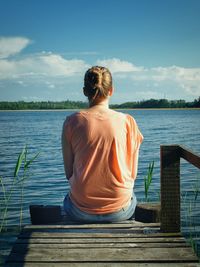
xmin=152 ymin=66 xmax=200 ymax=96
xmin=40 ymin=54 xmax=89 ymax=76
xmin=0 ymin=37 xmax=199 ymax=101
xmin=150 ymin=66 xmax=200 ymax=82
xmin=0 ymin=37 xmax=31 ymax=59
xmin=0 ymin=37 xmax=90 ymax=80
xmin=96 ymin=58 xmax=143 ymax=73
xmin=0 ymin=53 xmax=90 ymax=80
xmin=126 ymin=65 xmax=200 ymax=97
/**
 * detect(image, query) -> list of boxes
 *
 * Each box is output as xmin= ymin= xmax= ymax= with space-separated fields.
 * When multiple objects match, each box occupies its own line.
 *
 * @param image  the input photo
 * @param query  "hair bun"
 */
xmin=84 ymin=66 xmax=112 ymax=103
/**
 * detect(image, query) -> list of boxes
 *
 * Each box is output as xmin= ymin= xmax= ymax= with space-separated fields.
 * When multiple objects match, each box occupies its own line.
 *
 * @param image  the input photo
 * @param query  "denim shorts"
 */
xmin=63 ymin=191 xmax=137 ymax=223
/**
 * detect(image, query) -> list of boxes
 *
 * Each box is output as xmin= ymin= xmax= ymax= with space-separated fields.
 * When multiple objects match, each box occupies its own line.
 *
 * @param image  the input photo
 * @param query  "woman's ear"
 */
xmin=108 ymin=87 xmax=114 ymax=96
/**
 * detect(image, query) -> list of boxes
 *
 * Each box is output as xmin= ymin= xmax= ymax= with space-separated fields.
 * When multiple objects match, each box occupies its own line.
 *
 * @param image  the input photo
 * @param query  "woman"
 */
xmin=62 ymin=66 xmax=143 ymax=222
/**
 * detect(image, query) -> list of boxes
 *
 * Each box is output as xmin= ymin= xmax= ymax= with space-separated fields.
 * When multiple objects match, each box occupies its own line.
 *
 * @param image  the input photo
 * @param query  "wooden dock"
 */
xmin=4 ymin=220 xmax=199 ymax=266
xmin=3 ymin=145 xmax=200 ymax=266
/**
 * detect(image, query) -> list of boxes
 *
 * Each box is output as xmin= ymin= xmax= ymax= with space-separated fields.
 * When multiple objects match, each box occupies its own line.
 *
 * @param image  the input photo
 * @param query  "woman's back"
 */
xmin=63 ymin=108 xmax=143 ymax=214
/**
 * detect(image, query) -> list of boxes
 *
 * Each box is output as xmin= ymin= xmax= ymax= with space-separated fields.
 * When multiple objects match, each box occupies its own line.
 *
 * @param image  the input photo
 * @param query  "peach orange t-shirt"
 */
xmin=63 ymin=109 xmax=143 ymax=214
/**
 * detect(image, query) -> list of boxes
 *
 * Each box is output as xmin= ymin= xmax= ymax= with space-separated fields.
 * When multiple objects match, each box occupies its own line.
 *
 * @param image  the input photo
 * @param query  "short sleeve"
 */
xmin=63 ymin=116 xmax=73 ymax=142
xmin=127 ymin=114 xmax=143 ymax=151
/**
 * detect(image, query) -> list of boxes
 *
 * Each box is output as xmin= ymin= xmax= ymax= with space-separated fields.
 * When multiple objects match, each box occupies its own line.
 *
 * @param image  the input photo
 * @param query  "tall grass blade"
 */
xmin=192 ymin=177 xmax=200 ymax=203
xmin=0 ymin=176 xmax=8 ymax=231
xmin=24 ymin=152 xmax=40 ymax=170
xmin=0 ymin=176 xmax=7 ymax=203
xmin=14 ymin=146 xmax=26 ymax=178
xmin=144 ymin=161 xmax=154 ymax=202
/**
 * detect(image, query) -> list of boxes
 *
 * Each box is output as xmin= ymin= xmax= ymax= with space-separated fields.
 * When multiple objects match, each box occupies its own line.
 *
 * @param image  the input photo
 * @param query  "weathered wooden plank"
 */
xmin=135 ymin=203 xmax=161 ymax=223
xmin=11 ymin=242 xmax=190 ymax=252
xmin=15 ymin=236 xmax=186 ymax=244
xmin=4 ymin=262 xmax=200 ymax=267
xmin=23 ymin=222 xmax=160 ymax=230
xmin=19 ymin=229 xmax=160 ymax=235
xmin=7 ymin=247 xmax=198 ymax=262
xmin=19 ymin=231 xmax=182 ymax=238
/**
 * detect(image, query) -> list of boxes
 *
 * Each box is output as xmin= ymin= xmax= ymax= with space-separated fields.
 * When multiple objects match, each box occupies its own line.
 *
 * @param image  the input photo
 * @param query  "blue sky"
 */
xmin=0 ymin=0 xmax=200 ymax=103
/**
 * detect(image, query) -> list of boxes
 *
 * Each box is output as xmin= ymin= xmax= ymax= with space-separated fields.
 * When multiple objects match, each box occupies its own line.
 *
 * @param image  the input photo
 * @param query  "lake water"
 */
xmin=0 ymin=109 xmax=200 ymax=261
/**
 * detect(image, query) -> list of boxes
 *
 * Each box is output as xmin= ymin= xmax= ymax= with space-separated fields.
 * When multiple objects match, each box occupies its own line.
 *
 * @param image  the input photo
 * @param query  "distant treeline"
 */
xmin=111 ymin=97 xmax=200 ymax=109
xmin=0 ymin=100 xmax=87 ymax=110
xmin=0 ymin=97 xmax=199 ymax=110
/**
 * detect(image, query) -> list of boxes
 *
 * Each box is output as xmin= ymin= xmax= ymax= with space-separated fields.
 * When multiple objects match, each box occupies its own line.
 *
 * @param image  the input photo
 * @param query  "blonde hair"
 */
xmin=84 ymin=66 xmax=112 ymax=103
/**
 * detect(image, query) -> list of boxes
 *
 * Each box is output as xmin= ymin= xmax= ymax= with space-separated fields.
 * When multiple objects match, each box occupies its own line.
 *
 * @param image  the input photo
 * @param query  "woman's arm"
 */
xmin=62 ymin=125 xmax=74 ymax=180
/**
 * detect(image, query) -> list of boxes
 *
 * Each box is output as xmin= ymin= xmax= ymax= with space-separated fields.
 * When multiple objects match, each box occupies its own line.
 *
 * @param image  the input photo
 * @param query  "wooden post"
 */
xmin=160 ymin=145 xmax=180 ymax=232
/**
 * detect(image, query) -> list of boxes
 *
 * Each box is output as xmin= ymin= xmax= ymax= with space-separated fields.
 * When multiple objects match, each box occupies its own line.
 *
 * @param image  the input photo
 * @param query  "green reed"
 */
xmin=0 ymin=146 xmax=39 ymax=232
xmin=192 ymin=177 xmax=200 ymax=204
xmin=183 ymin=174 xmax=200 ymax=258
xmin=144 ymin=161 xmax=154 ymax=202
xmin=186 ymin=201 xmax=199 ymax=256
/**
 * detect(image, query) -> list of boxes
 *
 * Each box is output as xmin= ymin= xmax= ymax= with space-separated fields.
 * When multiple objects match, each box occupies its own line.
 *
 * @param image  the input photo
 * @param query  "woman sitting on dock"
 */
xmin=62 ymin=66 xmax=143 ymax=222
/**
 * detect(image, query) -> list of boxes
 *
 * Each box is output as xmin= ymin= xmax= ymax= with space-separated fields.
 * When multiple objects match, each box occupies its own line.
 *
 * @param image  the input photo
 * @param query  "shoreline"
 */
xmin=0 ymin=108 xmax=200 ymax=112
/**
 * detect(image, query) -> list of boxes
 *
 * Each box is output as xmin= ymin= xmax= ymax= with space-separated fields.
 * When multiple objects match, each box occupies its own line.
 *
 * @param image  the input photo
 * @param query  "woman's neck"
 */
xmin=89 ymin=98 xmax=109 ymax=109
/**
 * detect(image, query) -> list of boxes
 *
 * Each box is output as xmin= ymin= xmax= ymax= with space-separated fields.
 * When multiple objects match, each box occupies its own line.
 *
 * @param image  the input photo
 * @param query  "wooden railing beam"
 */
xmin=179 ymin=145 xmax=200 ymax=169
